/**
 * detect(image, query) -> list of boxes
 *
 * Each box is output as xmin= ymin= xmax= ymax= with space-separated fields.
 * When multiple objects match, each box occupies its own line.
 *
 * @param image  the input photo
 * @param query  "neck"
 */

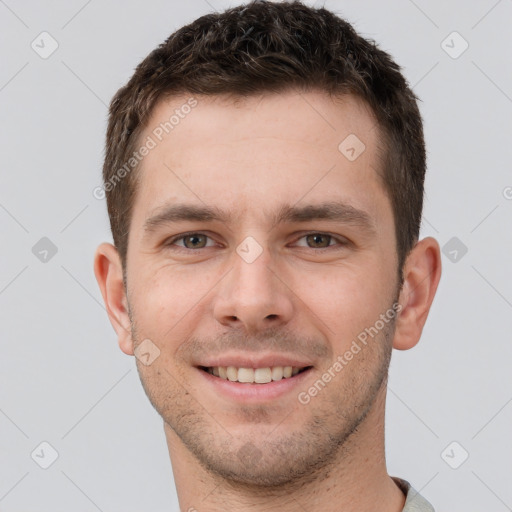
xmin=165 ymin=384 xmax=406 ymax=512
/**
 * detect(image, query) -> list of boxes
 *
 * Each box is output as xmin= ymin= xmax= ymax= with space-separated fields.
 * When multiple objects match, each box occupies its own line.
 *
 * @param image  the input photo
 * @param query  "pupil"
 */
xmin=186 ymin=235 xmax=205 ymax=248
xmin=308 ymin=234 xmax=329 ymax=248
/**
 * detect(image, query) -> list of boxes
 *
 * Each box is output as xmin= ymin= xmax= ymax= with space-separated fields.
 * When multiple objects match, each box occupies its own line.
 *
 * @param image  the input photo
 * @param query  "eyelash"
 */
xmin=163 ymin=231 xmax=349 ymax=251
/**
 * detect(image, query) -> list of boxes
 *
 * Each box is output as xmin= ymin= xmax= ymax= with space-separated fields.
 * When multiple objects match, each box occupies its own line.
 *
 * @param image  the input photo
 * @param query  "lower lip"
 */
xmin=196 ymin=367 xmax=313 ymax=403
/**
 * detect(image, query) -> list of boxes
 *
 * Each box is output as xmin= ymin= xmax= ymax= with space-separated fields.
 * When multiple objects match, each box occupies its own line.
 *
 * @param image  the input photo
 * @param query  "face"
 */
xmin=124 ymin=90 xmax=401 ymax=486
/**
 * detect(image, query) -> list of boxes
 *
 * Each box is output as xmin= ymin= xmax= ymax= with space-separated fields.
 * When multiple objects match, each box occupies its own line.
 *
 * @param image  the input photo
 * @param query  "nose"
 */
xmin=213 ymin=243 xmax=294 ymax=333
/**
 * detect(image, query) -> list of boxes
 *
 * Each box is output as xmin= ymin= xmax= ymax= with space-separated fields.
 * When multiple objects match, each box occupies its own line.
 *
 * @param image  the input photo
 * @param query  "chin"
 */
xmin=184 ymin=427 xmax=344 ymax=490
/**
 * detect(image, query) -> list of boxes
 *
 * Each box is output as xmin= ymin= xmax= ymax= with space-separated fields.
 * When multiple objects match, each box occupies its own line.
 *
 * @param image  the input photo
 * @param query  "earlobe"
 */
xmin=93 ymin=243 xmax=134 ymax=356
xmin=392 ymin=237 xmax=442 ymax=351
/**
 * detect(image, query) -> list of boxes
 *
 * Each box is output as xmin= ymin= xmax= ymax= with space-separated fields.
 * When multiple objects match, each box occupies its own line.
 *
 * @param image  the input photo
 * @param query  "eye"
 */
xmin=293 ymin=233 xmax=347 ymax=249
xmin=166 ymin=232 xmax=216 ymax=249
xmin=164 ymin=231 xmax=348 ymax=252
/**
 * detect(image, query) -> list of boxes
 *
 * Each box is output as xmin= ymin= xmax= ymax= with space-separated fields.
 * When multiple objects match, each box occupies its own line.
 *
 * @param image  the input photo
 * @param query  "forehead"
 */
xmin=130 ymin=90 xmax=390 ymax=231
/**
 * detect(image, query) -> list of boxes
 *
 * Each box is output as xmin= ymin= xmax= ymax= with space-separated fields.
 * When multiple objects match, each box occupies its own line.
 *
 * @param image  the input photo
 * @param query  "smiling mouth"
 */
xmin=199 ymin=365 xmax=313 ymax=384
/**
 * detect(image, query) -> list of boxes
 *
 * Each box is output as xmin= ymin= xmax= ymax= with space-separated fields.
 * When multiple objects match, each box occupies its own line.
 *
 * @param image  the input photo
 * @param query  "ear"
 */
xmin=93 ymin=242 xmax=134 ymax=355
xmin=393 ymin=237 xmax=442 ymax=351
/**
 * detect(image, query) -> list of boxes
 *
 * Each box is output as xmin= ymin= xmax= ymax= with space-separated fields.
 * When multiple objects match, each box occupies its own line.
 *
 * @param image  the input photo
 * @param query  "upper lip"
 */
xmin=196 ymin=353 xmax=314 ymax=369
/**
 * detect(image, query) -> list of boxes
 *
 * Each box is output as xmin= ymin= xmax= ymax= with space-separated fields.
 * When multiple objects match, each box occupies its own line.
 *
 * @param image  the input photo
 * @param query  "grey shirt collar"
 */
xmin=392 ymin=477 xmax=435 ymax=512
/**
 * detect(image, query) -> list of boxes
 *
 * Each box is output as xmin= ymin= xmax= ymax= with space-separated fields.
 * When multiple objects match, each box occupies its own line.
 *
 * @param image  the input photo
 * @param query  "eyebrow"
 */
xmin=142 ymin=201 xmax=376 ymax=236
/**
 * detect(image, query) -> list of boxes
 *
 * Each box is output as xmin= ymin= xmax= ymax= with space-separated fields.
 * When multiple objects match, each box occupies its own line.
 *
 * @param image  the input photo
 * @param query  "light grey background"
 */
xmin=1 ymin=0 xmax=511 ymax=510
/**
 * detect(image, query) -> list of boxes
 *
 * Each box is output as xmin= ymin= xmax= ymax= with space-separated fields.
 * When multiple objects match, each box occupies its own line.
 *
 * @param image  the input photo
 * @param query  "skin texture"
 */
xmin=94 ymin=90 xmax=442 ymax=512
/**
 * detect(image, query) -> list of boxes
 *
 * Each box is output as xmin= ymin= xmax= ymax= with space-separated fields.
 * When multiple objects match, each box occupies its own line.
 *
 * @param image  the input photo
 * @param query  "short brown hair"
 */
xmin=103 ymin=0 xmax=425 ymax=283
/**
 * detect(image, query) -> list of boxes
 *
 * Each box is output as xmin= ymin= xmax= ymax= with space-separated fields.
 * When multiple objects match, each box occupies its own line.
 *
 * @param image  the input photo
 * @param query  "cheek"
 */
xmin=289 ymin=260 xmax=394 ymax=343
xmin=130 ymin=263 xmax=218 ymax=340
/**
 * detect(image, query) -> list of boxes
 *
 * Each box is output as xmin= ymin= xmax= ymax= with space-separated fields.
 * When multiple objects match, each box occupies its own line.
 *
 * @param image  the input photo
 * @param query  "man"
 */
xmin=94 ymin=1 xmax=441 ymax=510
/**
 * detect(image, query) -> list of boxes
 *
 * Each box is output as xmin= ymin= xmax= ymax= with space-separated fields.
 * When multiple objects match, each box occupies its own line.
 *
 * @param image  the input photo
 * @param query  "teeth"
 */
xmin=238 ymin=368 xmax=254 ymax=383
xmin=254 ymin=367 xmax=272 ymax=384
xmin=206 ymin=365 xmax=307 ymax=383
xmin=271 ymin=366 xmax=283 ymax=381
xmin=226 ymin=366 xmax=238 ymax=381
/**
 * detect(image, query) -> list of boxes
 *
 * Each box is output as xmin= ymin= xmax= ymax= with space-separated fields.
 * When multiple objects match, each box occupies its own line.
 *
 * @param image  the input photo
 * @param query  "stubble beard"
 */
xmin=129 ymin=309 xmax=396 ymax=492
